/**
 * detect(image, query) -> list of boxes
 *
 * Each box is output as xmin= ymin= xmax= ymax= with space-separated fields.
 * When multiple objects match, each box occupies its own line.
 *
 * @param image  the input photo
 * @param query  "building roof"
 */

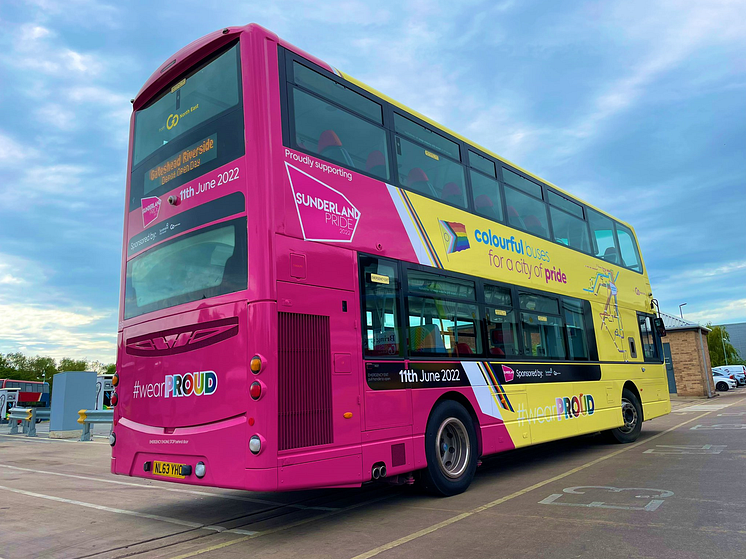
xmin=660 ymin=311 xmax=711 ymax=333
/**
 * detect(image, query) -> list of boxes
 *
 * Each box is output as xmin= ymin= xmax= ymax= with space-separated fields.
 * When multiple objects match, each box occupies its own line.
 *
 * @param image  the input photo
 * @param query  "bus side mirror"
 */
xmin=654 ymin=317 xmax=666 ymax=338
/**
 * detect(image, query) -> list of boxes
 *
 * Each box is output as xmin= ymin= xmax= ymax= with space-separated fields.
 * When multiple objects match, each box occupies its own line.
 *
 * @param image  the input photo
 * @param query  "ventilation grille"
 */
xmin=278 ymin=312 xmax=333 ymax=451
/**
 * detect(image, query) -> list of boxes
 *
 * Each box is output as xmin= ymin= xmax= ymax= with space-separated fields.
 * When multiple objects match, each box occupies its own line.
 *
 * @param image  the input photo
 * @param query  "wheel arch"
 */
xmin=430 ymin=391 xmax=483 ymax=458
xmin=623 ymin=381 xmax=644 ymax=422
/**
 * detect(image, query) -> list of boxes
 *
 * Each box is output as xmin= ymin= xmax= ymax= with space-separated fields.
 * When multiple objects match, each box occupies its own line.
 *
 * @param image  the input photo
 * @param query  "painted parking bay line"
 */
xmin=690 ymin=424 xmax=746 ymax=430
xmin=0 ymin=464 xmax=338 ymax=511
xmin=0 ymin=484 xmax=258 ymax=533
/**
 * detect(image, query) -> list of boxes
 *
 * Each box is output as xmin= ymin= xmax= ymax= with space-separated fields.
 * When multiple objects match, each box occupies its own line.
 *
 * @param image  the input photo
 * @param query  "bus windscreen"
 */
xmin=124 ymin=217 xmax=247 ymax=319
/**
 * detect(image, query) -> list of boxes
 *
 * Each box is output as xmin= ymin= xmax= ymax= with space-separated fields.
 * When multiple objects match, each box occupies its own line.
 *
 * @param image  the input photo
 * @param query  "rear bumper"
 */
xmin=111 ymin=415 xmax=280 ymax=491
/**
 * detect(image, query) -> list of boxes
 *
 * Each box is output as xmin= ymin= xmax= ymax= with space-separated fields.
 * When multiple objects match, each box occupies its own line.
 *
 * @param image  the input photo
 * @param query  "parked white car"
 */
xmin=713 ymin=371 xmax=738 ymax=391
xmin=713 ymin=365 xmax=746 ymax=386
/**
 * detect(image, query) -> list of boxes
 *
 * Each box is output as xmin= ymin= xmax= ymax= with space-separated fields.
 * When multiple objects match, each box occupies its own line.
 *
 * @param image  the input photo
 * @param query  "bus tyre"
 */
xmin=422 ymin=400 xmax=478 ymax=496
xmin=609 ymin=388 xmax=643 ymax=444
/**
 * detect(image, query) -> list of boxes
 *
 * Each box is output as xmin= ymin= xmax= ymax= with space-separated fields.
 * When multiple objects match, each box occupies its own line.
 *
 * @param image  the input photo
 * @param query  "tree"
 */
xmin=58 ymin=358 xmax=89 ymax=372
xmin=707 ymin=324 xmax=744 ymax=367
xmin=1 ymin=353 xmax=36 ymax=381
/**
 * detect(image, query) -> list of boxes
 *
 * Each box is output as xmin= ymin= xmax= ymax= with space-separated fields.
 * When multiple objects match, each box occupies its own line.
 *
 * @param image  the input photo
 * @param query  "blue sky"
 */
xmin=0 ymin=0 xmax=744 ymax=364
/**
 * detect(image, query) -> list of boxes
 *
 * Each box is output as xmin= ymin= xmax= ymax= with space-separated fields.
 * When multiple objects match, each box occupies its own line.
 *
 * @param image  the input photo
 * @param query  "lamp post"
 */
xmin=679 ymin=303 xmax=687 ymax=319
xmin=722 ymin=327 xmax=728 ymax=366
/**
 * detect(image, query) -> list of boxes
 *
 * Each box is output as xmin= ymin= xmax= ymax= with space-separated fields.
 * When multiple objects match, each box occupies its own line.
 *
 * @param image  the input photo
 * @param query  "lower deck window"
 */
xmin=638 ymin=314 xmax=660 ymax=361
xmin=521 ymin=313 xmax=566 ymax=359
xmin=408 ymin=297 xmax=481 ymax=357
xmin=361 ymin=257 xmax=402 ymax=357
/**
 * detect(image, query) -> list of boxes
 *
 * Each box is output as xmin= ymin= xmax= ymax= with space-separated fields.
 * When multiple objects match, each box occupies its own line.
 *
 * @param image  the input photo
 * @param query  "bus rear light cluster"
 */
xmin=110 ymin=392 xmax=118 ymax=406
xmin=249 ymin=381 xmax=263 ymax=400
xmin=249 ymin=435 xmax=262 ymax=455
xmin=250 ymin=355 xmax=263 ymax=374
xmin=109 ymin=432 xmax=116 ymax=446
xmin=112 ymin=373 xmax=119 ymax=387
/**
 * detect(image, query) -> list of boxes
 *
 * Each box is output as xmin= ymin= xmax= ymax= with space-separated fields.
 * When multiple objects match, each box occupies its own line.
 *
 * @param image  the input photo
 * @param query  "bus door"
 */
xmin=276 ymin=281 xmax=362 ymax=451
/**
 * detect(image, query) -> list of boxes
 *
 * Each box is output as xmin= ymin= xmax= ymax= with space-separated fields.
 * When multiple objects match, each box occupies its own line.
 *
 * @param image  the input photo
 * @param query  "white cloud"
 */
xmin=685 ymin=299 xmax=746 ymax=326
xmin=34 ymin=104 xmax=78 ymax=131
xmin=0 ymin=303 xmax=117 ymax=361
xmin=24 ymin=0 xmax=123 ymax=30
xmin=0 ymin=133 xmax=38 ymax=167
xmin=0 ymin=253 xmax=116 ymax=362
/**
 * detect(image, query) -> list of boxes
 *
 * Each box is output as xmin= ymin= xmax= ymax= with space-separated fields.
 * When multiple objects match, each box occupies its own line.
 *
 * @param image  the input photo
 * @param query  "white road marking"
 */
xmin=0 ymin=464 xmax=337 ymax=511
xmin=676 ymin=404 xmax=731 ymax=413
xmin=0 ymin=484 xmax=207 ymax=529
xmin=644 ymin=444 xmax=727 ymax=455
xmin=0 ymin=433 xmax=108 ymax=444
xmin=0 ymin=483 xmax=259 ymax=535
xmin=539 ymin=486 xmax=673 ymax=511
xmin=691 ymin=424 xmax=746 ymax=430
xmin=717 ymin=412 xmax=746 ymax=416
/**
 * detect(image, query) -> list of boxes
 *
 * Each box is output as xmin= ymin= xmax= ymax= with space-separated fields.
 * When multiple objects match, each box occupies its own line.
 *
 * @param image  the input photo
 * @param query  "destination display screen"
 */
xmin=129 ymin=42 xmax=244 ymax=211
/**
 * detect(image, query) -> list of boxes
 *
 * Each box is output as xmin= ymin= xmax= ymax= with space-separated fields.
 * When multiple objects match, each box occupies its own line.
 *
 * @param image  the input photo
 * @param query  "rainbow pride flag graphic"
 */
xmin=439 ymin=220 xmax=470 ymax=255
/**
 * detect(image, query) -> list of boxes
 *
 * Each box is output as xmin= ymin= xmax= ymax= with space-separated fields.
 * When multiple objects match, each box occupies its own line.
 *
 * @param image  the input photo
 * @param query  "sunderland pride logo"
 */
xmin=285 ymin=162 xmax=360 ymax=243
xmin=141 ymin=196 xmax=162 ymax=228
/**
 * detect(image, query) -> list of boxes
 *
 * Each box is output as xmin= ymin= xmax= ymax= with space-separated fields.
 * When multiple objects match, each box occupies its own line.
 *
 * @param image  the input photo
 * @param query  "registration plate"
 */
xmin=152 ymin=461 xmax=188 ymax=479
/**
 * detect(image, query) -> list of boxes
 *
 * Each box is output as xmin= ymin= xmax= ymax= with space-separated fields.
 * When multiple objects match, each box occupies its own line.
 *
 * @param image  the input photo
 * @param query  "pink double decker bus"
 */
xmin=113 ymin=24 xmax=669 ymax=495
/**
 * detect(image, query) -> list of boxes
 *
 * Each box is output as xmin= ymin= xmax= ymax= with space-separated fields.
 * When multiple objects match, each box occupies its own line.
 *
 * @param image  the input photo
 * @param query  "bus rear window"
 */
xmin=124 ymin=218 xmax=247 ymax=319
xmin=132 ymin=44 xmax=241 ymax=168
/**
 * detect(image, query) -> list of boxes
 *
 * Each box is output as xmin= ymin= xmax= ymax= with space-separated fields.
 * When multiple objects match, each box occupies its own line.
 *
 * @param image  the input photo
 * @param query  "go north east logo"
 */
xmin=285 ymin=162 xmax=360 ymax=243
xmin=439 ymin=220 xmax=470 ymax=255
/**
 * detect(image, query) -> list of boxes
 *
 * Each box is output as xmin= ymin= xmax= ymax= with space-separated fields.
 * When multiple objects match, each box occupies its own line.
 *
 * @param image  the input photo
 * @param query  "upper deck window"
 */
xmin=292 ymin=88 xmax=389 ymax=180
xmin=503 ymin=168 xmax=542 ymax=200
xmin=548 ymin=191 xmax=583 ymax=219
xmin=550 ymin=206 xmax=591 ymax=253
xmin=588 ymin=209 xmax=620 ymax=265
xmin=469 ymin=150 xmax=496 ymax=178
xmin=504 ymin=186 xmax=549 ymax=239
xmin=294 ymin=62 xmax=382 ymax=123
xmin=395 ymin=136 xmax=466 ymax=207
xmin=394 ymin=114 xmax=460 ymax=161
xmin=616 ymin=223 xmax=642 ymax=271
xmin=133 ymin=44 xmax=241 ymax=169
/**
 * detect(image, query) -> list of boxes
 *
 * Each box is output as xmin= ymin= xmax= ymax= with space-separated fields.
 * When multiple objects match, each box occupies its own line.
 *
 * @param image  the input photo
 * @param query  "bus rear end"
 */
xmin=111 ymin=26 xmax=277 ymax=491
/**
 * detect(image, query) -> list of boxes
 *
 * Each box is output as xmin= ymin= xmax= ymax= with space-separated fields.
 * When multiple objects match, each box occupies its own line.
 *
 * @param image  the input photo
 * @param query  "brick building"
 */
xmin=661 ymin=313 xmax=715 ymax=398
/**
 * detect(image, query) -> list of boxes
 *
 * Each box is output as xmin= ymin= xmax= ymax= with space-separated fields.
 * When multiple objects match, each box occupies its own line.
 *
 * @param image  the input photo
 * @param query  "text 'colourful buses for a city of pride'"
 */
xmin=112 ymin=24 xmax=670 ymax=496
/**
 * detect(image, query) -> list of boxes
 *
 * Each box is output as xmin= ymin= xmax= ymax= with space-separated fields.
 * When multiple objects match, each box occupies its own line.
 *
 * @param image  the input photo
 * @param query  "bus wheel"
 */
xmin=608 ymin=388 xmax=643 ymax=443
xmin=422 ymin=400 xmax=478 ymax=496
